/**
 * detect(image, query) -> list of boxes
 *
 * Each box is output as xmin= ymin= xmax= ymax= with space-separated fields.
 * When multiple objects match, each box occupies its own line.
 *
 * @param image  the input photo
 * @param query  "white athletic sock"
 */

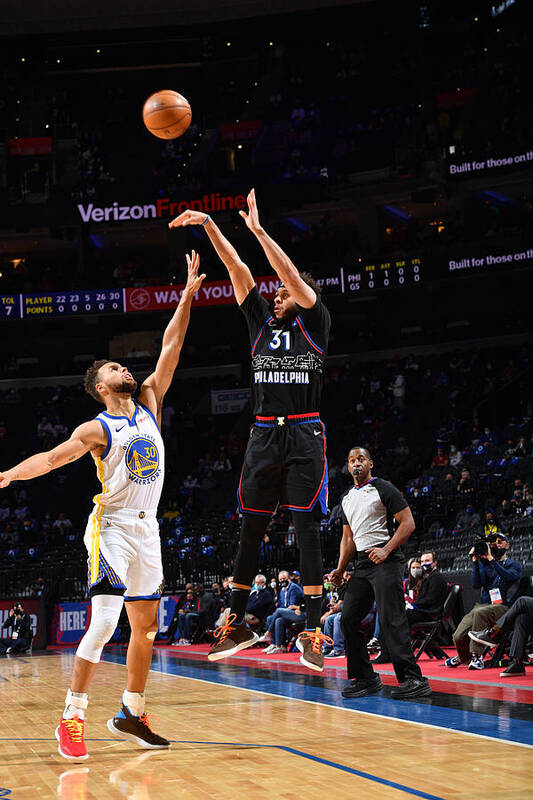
xmin=64 ymin=690 xmax=88 ymax=720
xmin=123 ymin=689 xmax=145 ymax=717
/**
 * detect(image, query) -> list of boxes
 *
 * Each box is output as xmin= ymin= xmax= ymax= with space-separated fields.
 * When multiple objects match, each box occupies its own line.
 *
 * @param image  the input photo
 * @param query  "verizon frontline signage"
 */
xmin=77 ymin=193 xmax=247 ymax=223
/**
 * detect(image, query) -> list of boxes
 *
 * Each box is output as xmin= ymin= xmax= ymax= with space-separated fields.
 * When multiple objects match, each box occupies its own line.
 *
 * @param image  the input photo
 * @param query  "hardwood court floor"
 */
xmin=1 ymin=649 xmax=532 ymax=800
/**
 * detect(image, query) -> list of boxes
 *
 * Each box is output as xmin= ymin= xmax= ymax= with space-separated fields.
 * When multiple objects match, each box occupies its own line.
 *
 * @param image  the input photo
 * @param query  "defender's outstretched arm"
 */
xmin=139 ymin=250 xmax=205 ymax=424
xmin=0 ymin=420 xmax=106 ymax=488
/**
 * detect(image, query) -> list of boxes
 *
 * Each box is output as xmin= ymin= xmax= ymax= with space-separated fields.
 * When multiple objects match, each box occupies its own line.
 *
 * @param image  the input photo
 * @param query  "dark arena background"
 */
xmin=1 ymin=0 xmax=533 ymax=797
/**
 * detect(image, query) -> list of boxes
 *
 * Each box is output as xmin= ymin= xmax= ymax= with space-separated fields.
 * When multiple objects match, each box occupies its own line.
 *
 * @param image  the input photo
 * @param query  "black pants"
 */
xmin=341 ymin=552 xmax=422 ymax=682
xmin=499 ymin=596 xmax=533 ymax=660
xmin=0 ymin=637 xmax=29 ymax=653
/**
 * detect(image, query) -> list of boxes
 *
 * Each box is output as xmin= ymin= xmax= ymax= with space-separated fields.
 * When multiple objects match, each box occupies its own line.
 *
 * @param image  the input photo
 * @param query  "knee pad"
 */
xmin=76 ymin=595 xmax=123 ymax=664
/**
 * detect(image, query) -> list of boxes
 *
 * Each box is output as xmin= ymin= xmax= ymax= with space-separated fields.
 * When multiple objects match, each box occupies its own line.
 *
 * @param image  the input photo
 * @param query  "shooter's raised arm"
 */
xmin=239 ymin=188 xmax=316 ymax=309
xmin=168 ymin=210 xmax=254 ymax=304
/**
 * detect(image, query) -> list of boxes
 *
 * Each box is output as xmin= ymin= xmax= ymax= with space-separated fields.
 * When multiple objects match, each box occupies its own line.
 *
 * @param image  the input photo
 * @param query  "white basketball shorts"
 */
xmin=84 ymin=505 xmax=164 ymax=601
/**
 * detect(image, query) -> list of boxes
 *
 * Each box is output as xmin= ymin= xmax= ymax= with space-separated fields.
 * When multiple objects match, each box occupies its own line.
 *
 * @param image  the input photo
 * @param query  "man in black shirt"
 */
xmin=330 ymin=447 xmax=431 ymax=699
xmin=406 ymin=552 xmax=448 ymax=624
xmin=169 ymin=189 xmax=331 ymax=671
xmin=0 ymin=602 xmax=32 ymax=654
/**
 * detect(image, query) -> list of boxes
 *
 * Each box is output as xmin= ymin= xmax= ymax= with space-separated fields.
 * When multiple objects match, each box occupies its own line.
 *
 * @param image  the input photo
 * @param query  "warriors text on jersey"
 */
xmin=240 ymin=286 xmax=331 ymax=415
xmin=92 ymin=401 xmax=164 ymax=512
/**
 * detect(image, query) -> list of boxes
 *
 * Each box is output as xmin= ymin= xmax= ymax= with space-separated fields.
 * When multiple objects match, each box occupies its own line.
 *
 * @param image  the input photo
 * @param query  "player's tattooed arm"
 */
xmin=240 ymin=188 xmax=316 ymax=308
xmin=140 ymin=250 xmax=205 ymax=418
xmin=0 ymin=420 xmax=105 ymax=488
xmin=168 ymin=209 xmax=254 ymax=304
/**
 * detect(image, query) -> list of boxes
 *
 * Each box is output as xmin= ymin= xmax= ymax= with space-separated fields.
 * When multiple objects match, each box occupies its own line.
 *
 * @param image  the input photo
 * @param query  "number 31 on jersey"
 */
xmin=269 ymin=330 xmax=291 ymax=351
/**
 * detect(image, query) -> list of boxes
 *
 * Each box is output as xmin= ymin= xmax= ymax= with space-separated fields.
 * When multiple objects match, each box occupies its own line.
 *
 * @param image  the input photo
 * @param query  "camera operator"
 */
xmin=444 ymin=533 xmax=521 ymax=670
xmin=0 ymin=602 xmax=32 ymax=654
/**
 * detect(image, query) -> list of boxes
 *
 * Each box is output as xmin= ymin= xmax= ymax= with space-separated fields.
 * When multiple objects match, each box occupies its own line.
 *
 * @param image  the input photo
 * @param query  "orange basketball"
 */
xmin=142 ymin=90 xmax=192 ymax=140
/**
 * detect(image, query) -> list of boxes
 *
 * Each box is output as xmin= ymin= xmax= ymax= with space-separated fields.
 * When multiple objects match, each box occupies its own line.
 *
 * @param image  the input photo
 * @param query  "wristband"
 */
xmin=201 ymin=214 xmax=210 ymax=226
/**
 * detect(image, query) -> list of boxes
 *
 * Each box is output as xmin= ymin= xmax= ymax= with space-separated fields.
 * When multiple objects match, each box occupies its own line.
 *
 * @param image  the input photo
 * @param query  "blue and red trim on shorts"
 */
xmin=236 ymin=414 xmax=328 ymax=515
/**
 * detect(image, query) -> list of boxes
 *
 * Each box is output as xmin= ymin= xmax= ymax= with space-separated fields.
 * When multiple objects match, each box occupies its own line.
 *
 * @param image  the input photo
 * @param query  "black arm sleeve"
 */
xmin=239 ymin=286 xmax=272 ymax=345
xmin=340 ymin=492 xmax=349 ymax=526
xmin=376 ymin=479 xmax=409 ymax=515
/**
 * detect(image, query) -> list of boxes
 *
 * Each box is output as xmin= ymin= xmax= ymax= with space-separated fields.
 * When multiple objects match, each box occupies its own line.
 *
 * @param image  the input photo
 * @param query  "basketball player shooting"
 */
xmin=0 ymin=251 xmax=205 ymax=760
xmin=169 ymin=189 xmax=332 ymax=671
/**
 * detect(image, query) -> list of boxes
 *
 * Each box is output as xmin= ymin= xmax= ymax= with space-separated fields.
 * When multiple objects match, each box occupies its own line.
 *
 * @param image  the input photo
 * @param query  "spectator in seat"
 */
xmin=53 ymin=512 xmax=73 ymax=535
xmin=406 ymin=552 xmax=449 ymax=657
xmin=261 ymin=570 xmax=304 ymax=654
xmin=169 ymin=588 xmax=197 ymax=645
xmin=511 ymin=490 xmax=527 ymax=515
xmin=0 ymin=602 xmax=32 ymax=654
xmin=468 ymin=594 xmax=533 ymax=677
xmin=246 ymin=574 xmax=273 ymax=629
xmin=162 ymin=501 xmax=180 ymax=522
xmin=166 ymin=583 xmax=193 ymax=643
xmin=211 ymin=583 xmax=225 ymax=616
xmin=171 ymin=584 xmax=217 ymax=645
xmin=444 ymin=534 xmax=521 ymax=671
xmin=457 ymin=469 xmax=475 ymax=499
xmin=221 ymin=576 xmax=233 ymax=607
xmin=438 ymin=473 xmax=456 ymax=501
xmin=483 ymin=510 xmax=499 ymax=537
xmin=431 ymin=447 xmax=449 ymax=468
xmin=13 ymin=499 xmax=29 ymax=521
xmin=480 ymin=427 xmax=498 ymax=447
xmin=449 ymin=445 xmax=462 ymax=468
xmin=323 ymin=570 xmax=352 ymax=658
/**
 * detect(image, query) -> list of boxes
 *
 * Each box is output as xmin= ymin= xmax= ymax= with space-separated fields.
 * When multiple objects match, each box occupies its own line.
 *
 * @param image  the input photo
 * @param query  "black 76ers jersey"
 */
xmin=240 ymin=286 xmax=331 ymax=415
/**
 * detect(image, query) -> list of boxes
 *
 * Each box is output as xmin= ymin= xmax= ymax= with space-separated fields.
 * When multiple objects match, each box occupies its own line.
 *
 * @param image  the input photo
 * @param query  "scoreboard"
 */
xmin=1 ymin=290 xmax=124 ymax=319
xmin=1 ymin=244 xmax=531 ymax=322
xmin=343 ymin=257 xmax=422 ymax=294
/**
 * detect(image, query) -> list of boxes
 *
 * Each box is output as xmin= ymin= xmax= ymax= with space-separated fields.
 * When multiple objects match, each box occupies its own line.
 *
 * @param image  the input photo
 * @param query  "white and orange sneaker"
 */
xmin=55 ymin=716 xmax=89 ymax=760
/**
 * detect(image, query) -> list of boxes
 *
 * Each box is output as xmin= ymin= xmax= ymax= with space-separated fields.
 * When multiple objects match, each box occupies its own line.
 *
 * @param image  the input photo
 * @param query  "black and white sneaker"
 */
xmin=500 ymin=660 xmax=526 ymax=677
xmin=468 ymin=627 xmax=502 ymax=649
xmin=107 ymin=704 xmax=170 ymax=749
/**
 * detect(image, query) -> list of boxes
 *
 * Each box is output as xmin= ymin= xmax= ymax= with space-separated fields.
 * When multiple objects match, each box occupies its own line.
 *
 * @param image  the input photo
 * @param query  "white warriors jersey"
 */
xmin=92 ymin=401 xmax=165 ymax=512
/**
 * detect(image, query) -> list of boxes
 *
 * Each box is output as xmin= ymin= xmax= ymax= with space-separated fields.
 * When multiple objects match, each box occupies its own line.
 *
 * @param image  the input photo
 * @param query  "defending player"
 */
xmin=0 ymin=252 xmax=205 ymax=760
xmin=169 ymin=189 xmax=332 ymax=671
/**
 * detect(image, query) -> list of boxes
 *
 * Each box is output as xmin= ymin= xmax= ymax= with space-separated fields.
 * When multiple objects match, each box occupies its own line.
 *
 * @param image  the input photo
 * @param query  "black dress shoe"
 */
xmin=500 ymin=660 xmax=526 ymax=677
xmin=341 ymin=675 xmax=383 ymax=698
xmin=389 ymin=677 xmax=431 ymax=699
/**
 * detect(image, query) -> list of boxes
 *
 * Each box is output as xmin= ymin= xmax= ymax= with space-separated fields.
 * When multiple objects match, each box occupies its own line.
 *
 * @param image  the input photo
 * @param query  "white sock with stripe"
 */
xmin=123 ymin=690 xmax=145 ymax=717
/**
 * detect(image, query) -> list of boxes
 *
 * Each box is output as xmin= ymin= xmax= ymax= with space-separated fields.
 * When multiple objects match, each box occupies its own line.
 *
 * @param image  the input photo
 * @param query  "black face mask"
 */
xmin=280 ymin=580 xmax=289 ymax=588
xmin=490 ymin=546 xmax=506 ymax=558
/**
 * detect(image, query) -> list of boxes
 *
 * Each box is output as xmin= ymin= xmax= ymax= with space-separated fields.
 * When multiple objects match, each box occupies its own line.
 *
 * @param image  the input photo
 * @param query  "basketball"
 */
xmin=142 ymin=90 xmax=192 ymax=140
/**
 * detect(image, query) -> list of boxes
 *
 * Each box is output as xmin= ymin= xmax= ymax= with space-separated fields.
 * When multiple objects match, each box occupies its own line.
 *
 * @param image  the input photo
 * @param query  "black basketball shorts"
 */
xmin=237 ymin=414 xmax=328 ymax=516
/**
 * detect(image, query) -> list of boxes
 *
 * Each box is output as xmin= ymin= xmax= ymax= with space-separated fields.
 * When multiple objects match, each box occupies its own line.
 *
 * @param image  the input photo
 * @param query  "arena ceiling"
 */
xmin=0 ymin=0 xmax=372 ymax=35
